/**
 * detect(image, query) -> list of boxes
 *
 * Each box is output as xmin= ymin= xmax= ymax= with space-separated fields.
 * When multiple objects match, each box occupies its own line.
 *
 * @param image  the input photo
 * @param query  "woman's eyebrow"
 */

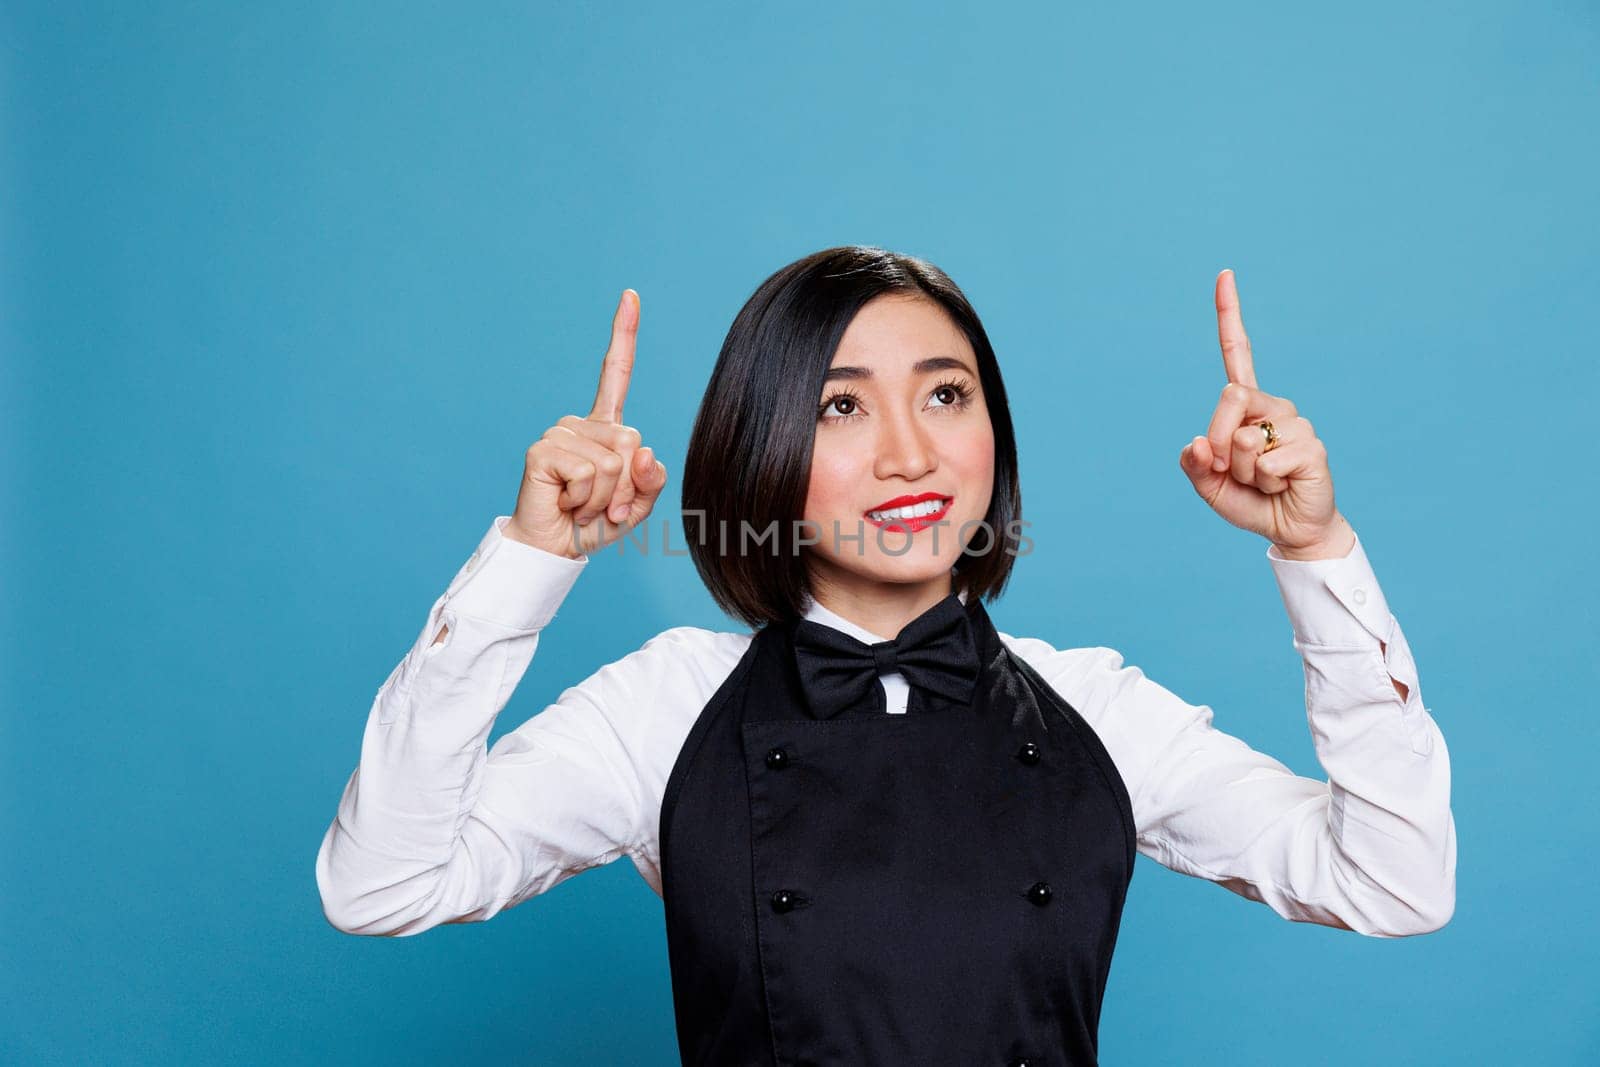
xmin=822 ymin=356 xmax=976 ymax=382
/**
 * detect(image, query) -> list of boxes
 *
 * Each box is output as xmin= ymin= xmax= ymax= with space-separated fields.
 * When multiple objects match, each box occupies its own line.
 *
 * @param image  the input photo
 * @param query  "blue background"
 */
xmin=5 ymin=2 xmax=1596 ymax=1063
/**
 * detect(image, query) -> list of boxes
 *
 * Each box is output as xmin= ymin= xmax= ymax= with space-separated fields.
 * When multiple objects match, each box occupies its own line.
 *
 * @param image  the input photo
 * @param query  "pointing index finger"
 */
xmin=1215 ymin=269 xmax=1258 ymax=389
xmin=590 ymin=288 xmax=639 ymax=423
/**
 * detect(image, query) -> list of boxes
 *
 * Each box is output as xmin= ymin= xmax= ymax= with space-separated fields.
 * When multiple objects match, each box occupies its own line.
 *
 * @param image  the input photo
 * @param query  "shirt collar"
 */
xmin=800 ymin=587 xmax=969 ymax=645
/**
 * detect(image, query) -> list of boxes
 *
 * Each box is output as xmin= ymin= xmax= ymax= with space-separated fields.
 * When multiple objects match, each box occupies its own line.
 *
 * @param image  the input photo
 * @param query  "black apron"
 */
xmin=658 ymin=594 xmax=1136 ymax=1066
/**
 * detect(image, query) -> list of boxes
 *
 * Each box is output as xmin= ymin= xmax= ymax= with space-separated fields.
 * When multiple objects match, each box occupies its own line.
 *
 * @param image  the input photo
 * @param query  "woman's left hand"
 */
xmin=1178 ymin=270 xmax=1353 ymax=559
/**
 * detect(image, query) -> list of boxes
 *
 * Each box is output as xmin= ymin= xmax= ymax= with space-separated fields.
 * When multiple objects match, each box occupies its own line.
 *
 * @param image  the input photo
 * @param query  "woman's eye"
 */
xmin=928 ymin=381 xmax=972 ymax=409
xmin=820 ymin=394 xmax=860 ymax=419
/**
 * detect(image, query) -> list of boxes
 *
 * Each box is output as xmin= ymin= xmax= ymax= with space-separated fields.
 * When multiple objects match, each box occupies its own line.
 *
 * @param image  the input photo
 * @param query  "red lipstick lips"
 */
xmin=863 ymin=492 xmax=953 ymax=534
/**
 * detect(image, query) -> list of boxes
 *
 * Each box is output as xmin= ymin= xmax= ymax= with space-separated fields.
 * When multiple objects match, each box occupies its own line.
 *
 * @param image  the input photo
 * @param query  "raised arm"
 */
xmin=315 ymin=522 xmax=598 ymax=935
xmin=315 ymin=289 xmax=674 ymax=936
xmin=1077 ymin=531 xmax=1455 ymax=937
xmin=1086 ymin=269 xmax=1453 ymax=935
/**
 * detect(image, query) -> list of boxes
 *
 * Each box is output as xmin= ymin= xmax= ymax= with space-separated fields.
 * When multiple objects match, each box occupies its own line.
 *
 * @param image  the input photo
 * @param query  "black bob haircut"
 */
xmin=681 ymin=245 xmax=1022 ymax=630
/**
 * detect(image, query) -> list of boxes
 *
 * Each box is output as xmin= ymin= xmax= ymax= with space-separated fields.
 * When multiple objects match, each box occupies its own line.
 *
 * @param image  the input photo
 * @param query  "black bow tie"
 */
xmin=792 ymin=594 xmax=980 ymax=719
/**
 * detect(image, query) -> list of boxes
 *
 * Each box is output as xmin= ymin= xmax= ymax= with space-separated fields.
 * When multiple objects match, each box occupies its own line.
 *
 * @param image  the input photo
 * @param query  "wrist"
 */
xmin=502 ymin=519 xmax=586 ymax=561
xmin=1272 ymin=514 xmax=1354 ymax=561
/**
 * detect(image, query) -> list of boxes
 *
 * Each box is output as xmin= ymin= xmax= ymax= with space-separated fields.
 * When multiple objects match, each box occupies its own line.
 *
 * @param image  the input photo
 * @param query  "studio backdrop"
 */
xmin=4 ymin=2 xmax=1597 ymax=1064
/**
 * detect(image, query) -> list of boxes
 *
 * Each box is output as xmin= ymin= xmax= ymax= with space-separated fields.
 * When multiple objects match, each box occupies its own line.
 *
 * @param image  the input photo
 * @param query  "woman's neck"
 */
xmin=806 ymin=570 xmax=956 ymax=642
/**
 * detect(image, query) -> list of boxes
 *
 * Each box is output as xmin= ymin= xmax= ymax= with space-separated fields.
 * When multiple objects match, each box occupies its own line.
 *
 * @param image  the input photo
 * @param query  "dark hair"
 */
xmin=681 ymin=245 xmax=1022 ymax=629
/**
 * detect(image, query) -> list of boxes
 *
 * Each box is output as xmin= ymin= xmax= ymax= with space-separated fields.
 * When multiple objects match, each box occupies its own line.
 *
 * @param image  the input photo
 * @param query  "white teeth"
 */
xmin=867 ymin=498 xmax=948 ymax=522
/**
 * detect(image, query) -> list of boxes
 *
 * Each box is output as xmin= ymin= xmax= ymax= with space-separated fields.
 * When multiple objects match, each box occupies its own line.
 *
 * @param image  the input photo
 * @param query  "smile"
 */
xmin=863 ymin=493 xmax=953 ymax=532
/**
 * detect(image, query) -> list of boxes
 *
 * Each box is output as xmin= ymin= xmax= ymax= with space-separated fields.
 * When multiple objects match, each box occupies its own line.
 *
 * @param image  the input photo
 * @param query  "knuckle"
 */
xmin=1233 ymin=425 xmax=1259 ymax=448
xmin=1221 ymin=382 xmax=1250 ymax=404
xmin=558 ymin=413 xmax=585 ymax=429
xmin=617 ymin=424 xmax=642 ymax=448
xmin=598 ymin=453 xmax=624 ymax=476
xmin=1297 ymin=416 xmax=1315 ymax=437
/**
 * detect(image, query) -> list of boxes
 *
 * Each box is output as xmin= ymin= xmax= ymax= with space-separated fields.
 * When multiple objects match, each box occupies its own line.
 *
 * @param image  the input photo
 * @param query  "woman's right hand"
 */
xmin=504 ymin=289 xmax=670 ymax=560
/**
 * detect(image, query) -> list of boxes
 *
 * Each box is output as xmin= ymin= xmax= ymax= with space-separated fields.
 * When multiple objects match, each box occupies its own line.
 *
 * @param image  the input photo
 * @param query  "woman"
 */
xmin=316 ymin=247 xmax=1455 ymax=1065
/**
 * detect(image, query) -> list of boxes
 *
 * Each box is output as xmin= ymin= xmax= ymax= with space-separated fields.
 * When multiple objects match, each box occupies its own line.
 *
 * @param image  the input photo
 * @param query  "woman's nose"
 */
xmin=872 ymin=409 xmax=937 ymax=481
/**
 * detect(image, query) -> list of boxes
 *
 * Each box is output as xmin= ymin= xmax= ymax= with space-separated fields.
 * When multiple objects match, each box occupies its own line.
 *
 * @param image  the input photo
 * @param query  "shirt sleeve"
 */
xmin=314 ymin=515 xmax=660 ymax=937
xmin=1038 ymin=528 xmax=1456 ymax=938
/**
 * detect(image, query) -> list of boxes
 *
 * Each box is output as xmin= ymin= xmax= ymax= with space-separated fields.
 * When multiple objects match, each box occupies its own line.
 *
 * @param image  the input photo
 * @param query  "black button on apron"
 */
xmin=769 ymin=889 xmax=800 ymax=913
xmin=1016 ymin=740 xmax=1041 ymax=765
xmin=764 ymin=746 xmax=790 ymax=769
xmin=1027 ymin=881 xmax=1053 ymax=907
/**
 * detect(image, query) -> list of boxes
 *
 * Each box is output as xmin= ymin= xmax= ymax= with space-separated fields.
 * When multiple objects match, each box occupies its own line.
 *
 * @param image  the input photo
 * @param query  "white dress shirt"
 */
xmin=316 ymin=516 xmax=1456 ymax=941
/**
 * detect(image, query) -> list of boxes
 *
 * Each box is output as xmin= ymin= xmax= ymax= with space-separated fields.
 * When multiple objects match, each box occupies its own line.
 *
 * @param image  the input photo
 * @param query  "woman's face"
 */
xmin=801 ymin=293 xmax=996 ymax=599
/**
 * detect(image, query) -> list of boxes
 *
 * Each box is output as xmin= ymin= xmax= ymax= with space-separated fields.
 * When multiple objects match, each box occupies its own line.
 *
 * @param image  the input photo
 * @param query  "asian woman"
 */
xmin=315 ymin=245 xmax=1455 ymax=1066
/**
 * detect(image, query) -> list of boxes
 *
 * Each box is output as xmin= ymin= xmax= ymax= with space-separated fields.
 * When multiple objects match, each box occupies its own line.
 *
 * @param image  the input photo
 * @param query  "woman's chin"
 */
xmin=823 ymin=552 xmax=958 ymax=590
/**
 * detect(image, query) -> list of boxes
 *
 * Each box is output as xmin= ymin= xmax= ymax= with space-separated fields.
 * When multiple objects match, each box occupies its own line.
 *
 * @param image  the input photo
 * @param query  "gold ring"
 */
xmin=1258 ymin=420 xmax=1281 ymax=452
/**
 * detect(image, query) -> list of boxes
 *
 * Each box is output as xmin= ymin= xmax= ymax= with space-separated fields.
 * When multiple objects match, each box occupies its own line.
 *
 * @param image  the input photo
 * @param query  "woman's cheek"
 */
xmin=961 ymin=431 xmax=996 ymax=509
xmin=802 ymin=449 xmax=857 ymax=525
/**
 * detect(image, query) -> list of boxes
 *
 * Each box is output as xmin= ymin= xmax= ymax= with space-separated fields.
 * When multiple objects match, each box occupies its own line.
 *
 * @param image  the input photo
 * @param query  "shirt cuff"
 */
xmin=1265 ymin=528 xmax=1392 ymax=648
xmin=441 ymin=515 xmax=588 ymax=631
